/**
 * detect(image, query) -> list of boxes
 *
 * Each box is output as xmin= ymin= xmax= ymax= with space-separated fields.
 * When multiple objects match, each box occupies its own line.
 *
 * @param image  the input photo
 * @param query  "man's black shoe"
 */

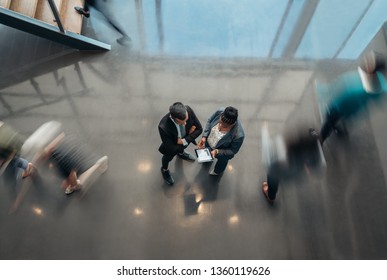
xmin=74 ymin=6 xmax=90 ymax=18
xmin=161 ymin=167 xmax=174 ymax=185
xmin=178 ymin=152 xmax=195 ymax=161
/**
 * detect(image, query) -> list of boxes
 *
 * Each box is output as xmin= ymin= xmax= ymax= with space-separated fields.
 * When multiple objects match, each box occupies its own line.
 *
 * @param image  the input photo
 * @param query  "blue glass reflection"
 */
xmin=144 ymin=0 xmax=291 ymax=57
xmin=138 ymin=0 xmax=386 ymax=60
xmin=272 ymin=0 xmax=305 ymax=58
xmin=339 ymin=0 xmax=387 ymax=59
xmin=296 ymin=0 xmax=370 ymax=59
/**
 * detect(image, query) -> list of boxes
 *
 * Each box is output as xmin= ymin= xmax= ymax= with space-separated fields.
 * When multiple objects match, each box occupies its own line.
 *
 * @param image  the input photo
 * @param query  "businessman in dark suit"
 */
xmin=197 ymin=106 xmax=245 ymax=175
xmin=158 ymin=102 xmax=202 ymax=185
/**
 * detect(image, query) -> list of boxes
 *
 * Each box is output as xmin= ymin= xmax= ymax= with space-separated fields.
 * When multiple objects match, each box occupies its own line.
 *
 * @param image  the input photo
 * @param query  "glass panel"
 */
xmin=338 ymin=0 xmax=387 ymax=59
xmin=143 ymin=0 xmax=158 ymax=52
xmin=295 ymin=0 xmax=370 ymax=59
xmin=272 ymin=0 xmax=306 ymax=58
xmin=140 ymin=0 xmax=385 ymax=60
xmin=152 ymin=0 xmax=289 ymax=57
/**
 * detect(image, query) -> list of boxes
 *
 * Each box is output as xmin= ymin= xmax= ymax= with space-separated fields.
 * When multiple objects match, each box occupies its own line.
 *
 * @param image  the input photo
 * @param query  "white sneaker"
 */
xmin=65 ymin=180 xmax=82 ymax=195
xmin=65 ymin=186 xmax=75 ymax=195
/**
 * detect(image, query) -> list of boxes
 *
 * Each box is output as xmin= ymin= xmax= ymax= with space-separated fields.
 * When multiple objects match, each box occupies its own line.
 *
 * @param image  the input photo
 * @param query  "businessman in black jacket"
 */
xmin=158 ymin=102 xmax=202 ymax=185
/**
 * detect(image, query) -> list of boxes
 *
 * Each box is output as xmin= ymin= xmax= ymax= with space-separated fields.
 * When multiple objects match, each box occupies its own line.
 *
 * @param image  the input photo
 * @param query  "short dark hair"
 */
xmin=169 ymin=102 xmax=187 ymax=120
xmin=221 ymin=106 xmax=238 ymax=125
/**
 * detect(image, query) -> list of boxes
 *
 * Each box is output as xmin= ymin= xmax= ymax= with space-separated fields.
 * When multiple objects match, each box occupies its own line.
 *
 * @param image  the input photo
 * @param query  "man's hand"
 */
xmin=189 ymin=125 xmax=196 ymax=134
xmin=197 ymin=137 xmax=206 ymax=149
xmin=177 ymin=137 xmax=184 ymax=145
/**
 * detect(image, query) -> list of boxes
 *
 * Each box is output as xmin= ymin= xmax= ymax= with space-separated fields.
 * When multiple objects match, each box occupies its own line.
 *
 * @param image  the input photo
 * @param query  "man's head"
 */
xmin=169 ymin=102 xmax=188 ymax=125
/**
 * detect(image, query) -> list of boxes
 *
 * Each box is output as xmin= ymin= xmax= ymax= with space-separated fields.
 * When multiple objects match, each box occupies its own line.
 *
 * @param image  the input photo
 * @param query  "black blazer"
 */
xmin=158 ymin=105 xmax=203 ymax=156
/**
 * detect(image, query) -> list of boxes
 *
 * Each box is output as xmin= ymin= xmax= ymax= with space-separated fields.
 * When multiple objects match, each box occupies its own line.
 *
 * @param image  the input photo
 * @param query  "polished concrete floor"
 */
xmin=1 ymin=1 xmax=387 ymax=260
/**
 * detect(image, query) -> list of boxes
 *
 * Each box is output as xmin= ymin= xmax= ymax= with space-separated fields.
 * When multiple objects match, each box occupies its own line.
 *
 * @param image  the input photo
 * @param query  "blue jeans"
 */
xmin=0 ymin=156 xmax=28 ymax=182
xmin=9 ymin=156 xmax=29 ymax=179
xmin=10 ymin=156 xmax=29 ymax=170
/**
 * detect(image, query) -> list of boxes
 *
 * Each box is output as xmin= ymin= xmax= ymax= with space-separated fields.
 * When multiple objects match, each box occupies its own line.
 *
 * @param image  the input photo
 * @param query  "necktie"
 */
xmin=179 ymin=125 xmax=186 ymax=137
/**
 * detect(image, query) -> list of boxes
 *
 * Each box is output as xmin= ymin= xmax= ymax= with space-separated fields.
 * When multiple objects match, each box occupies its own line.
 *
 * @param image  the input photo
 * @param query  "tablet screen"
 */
xmin=195 ymin=148 xmax=213 ymax=163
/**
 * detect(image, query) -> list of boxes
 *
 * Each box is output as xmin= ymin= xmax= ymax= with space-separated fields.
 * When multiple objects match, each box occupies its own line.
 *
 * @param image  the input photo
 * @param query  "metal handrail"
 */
xmin=47 ymin=0 xmax=65 ymax=33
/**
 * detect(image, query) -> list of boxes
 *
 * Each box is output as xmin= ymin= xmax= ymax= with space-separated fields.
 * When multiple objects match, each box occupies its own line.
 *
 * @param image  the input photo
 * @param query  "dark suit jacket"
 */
xmin=202 ymin=108 xmax=245 ymax=159
xmin=158 ymin=105 xmax=203 ymax=156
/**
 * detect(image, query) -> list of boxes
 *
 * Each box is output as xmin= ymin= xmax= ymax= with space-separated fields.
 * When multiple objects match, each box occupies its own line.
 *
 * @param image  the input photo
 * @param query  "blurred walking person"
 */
xmin=74 ymin=0 xmax=131 ymax=45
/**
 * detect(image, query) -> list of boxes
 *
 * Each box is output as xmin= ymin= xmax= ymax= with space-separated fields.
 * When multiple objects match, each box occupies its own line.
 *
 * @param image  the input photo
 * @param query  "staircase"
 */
xmin=0 ymin=0 xmax=110 ymax=50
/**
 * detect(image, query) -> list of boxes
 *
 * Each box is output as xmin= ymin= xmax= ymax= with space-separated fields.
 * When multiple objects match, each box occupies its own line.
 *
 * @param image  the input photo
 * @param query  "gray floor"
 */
xmin=1 ymin=1 xmax=387 ymax=260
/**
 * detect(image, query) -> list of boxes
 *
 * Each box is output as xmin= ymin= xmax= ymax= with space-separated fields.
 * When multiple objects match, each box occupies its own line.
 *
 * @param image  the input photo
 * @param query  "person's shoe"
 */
xmin=178 ymin=152 xmax=195 ymax=162
xmin=209 ymin=169 xmax=220 ymax=176
xmin=333 ymin=123 xmax=348 ymax=137
xmin=309 ymin=128 xmax=319 ymax=138
xmin=309 ymin=128 xmax=323 ymax=144
xmin=74 ymin=6 xmax=90 ymax=18
xmin=96 ymin=156 xmax=109 ymax=173
xmin=262 ymin=182 xmax=274 ymax=205
xmin=161 ymin=167 xmax=174 ymax=185
xmin=116 ymin=35 xmax=132 ymax=45
xmin=22 ymin=163 xmax=34 ymax=179
xmin=65 ymin=180 xmax=82 ymax=195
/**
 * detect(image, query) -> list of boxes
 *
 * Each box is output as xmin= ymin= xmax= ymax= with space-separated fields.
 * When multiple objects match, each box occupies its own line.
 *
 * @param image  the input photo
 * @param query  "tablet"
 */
xmin=195 ymin=148 xmax=214 ymax=163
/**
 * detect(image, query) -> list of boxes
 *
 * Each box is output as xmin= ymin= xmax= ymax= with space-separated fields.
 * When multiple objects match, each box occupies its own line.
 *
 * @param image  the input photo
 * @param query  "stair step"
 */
xmin=0 ymin=0 xmax=11 ymax=9
xmin=60 ymin=0 xmax=84 ymax=34
xmin=35 ymin=0 xmax=63 ymax=26
xmin=10 ymin=0 xmax=38 ymax=18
